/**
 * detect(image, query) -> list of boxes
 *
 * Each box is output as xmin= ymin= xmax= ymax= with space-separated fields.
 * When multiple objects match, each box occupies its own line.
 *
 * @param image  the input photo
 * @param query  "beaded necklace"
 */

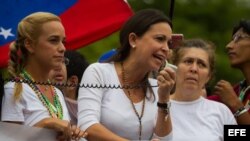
xmin=238 ymin=81 xmax=250 ymax=109
xmin=121 ymin=62 xmax=145 ymax=141
xmin=21 ymin=70 xmax=63 ymax=119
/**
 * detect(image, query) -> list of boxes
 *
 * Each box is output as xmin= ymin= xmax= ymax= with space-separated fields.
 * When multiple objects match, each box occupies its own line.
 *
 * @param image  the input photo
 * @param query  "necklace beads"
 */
xmin=121 ymin=62 xmax=145 ymax=141
xmin=21 ymin=70 xmax=63 ymax=119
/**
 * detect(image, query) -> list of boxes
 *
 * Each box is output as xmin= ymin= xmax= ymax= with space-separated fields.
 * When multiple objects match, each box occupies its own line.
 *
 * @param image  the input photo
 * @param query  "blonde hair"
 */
xmin=8 ymin=12 xmax=61 ymax=101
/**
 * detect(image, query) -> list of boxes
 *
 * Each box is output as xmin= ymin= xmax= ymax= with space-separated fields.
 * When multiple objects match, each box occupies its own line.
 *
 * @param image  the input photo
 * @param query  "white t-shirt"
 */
xmin=170 ymin=97 xmax=237 ymax=141
xmin=78 ymin=62 xmax=172 ymax=140
xmin=65 ymin=97 xmax=77 ymax=125
xmin=1 ymin=82 xmax=70 ymax=126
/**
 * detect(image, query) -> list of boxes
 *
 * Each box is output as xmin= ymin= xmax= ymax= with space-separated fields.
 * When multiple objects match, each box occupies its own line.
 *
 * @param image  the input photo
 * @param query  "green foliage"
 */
xmin=79 ymin=0 xmax=249 ymax=88
xmin=171 ymin=0 xmax=250 ymax=86
xmin=78 ymin=32 xmax=120 ymax=63
xmin=2 ymin=0 xmax=249 ymax=89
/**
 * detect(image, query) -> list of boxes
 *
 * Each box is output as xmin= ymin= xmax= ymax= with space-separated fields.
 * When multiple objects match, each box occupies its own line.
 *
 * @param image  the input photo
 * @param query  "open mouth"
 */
xmin=153 ymin=54 xmax=165 ymax=64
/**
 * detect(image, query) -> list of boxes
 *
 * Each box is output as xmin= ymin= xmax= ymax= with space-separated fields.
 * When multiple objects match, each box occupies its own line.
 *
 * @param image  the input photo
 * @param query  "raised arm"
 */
xmin=214 ymin=80 xmax=250 ymax=124
xmin=153 ymin=67 xmax=175 ymax=140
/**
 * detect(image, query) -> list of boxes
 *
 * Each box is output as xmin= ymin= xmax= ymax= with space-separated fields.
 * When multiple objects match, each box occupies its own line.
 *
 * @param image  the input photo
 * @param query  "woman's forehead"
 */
xmin=181 ymin=48 xmax=209 ymax=61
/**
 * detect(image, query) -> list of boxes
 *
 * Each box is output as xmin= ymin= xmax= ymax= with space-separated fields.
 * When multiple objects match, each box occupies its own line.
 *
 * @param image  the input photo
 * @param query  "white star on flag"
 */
xmin=0 ymin=27 xmax=15 ymax=40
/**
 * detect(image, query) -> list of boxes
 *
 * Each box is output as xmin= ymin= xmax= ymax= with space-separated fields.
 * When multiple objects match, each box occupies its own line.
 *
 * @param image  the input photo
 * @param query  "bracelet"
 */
xmin=157 ymin=102 xmax=171 ymax=121
xmin=234 ymin=106 xmax=248 ymax=117
xmin=157 ymin=102 xmax=171 ymax=114
xmin=157 ymin=102 xmax=171 ymax=108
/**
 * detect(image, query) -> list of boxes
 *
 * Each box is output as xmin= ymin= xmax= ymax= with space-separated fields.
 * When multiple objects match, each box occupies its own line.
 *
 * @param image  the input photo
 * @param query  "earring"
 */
xmin=131 ymin=45 xmax=136 ymax=48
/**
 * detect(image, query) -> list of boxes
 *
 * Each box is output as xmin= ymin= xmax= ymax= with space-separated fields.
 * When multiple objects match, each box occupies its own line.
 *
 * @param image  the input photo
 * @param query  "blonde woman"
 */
xmin=1 ymin=12 xmax=87 ymax=141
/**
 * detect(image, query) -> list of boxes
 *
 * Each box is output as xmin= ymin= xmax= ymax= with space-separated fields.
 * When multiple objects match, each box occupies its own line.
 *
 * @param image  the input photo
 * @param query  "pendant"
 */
xmin=164 ymin=114 xmax=169 ymax=121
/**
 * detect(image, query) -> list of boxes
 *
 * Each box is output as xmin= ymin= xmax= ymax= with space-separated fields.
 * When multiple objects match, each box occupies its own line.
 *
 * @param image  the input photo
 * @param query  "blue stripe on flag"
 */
xmin=0 ymin=0 xmax=77 ymax=46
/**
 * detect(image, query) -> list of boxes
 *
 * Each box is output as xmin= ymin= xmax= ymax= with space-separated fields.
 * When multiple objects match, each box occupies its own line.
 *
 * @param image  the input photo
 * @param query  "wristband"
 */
xmin=157 ymin=102 xmax=171 ymax=108
xmin=157 ymin=102 xmax=171 ymax=121
xmin=234 ymin=107 xmax=248 ymax=117
xmin=157 ymin=102 xmax=171 ymax=114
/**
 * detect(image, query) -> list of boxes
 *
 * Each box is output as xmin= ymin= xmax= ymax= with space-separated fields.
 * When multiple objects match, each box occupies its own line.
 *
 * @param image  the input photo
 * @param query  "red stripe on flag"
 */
xmin=61 ymin=0 xmax=133 ymax=50
xmin=0 ymin=0 xmax=133 ymax=68
xmin=0 ymin=44 xmax=10 ymax=68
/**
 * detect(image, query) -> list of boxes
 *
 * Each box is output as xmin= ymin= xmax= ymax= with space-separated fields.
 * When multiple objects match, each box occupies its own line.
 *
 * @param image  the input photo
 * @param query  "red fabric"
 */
xmin=207 ymin=95 xmax=220 ymax=102
xmin=207 ymin=83 xmax=250 ymax=113
xmin=0 ymin=44 xmax=10 ymax=68
xmin=0 ymin=0 xmax=133 ymax=68
xmin=61 ymin=0 xmax=133 ymax=50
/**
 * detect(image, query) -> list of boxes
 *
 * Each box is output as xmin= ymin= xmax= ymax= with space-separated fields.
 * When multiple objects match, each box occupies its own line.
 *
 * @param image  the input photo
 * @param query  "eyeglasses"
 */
xmin=232 ymin=34 xmax=250 ymax=43
xmin=63 ymin=57 xmax=70 ymax=65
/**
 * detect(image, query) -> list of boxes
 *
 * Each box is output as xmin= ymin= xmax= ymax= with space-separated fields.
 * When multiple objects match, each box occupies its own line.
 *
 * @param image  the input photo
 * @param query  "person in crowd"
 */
xmin=1 ymin=12 xmax=87 ymax=140
xmin=170 ymin=39 xmax=237 ymax=141
xmin=78 ymin=9 xmax=175 ymax=141
xmin=49 ymin=50 xmax=89 ymax=125
xmin=208 ymin=19 xmax=250 ymax=124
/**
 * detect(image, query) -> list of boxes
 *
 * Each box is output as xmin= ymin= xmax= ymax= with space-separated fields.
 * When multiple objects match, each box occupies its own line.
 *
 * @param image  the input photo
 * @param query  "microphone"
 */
xmin=165 ymin=60 xmax=177 ymax=72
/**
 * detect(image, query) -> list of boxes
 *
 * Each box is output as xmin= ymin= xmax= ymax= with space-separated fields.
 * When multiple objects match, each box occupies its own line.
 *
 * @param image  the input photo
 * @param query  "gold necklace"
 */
xmin=121 ymin=62 xmax=145 ymax=141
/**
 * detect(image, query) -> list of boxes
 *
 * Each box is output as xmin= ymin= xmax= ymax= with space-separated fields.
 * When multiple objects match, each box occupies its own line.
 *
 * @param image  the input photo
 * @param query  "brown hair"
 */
xmin=108 ymin=9 xmax=172 ymax=62
xmin=172 ymin=38 xmax=216 ymax=79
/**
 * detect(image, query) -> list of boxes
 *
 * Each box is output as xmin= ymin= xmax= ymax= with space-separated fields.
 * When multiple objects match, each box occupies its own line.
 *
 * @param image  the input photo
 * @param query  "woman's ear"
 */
xmin=68 ymin=75 xmax=79 ymax=87
xmin=24 ymin=39 xmax=34 ymax=54
xmin=128 ymin=33 xmax=137 ymax=48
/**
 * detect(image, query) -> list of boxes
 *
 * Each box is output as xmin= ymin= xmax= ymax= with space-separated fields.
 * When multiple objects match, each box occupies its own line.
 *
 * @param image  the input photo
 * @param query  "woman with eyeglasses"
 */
xmin=49 ymin=50 xmax=90 ymax=125
xmin=208 ymin=19 xmax=250 ymax=124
